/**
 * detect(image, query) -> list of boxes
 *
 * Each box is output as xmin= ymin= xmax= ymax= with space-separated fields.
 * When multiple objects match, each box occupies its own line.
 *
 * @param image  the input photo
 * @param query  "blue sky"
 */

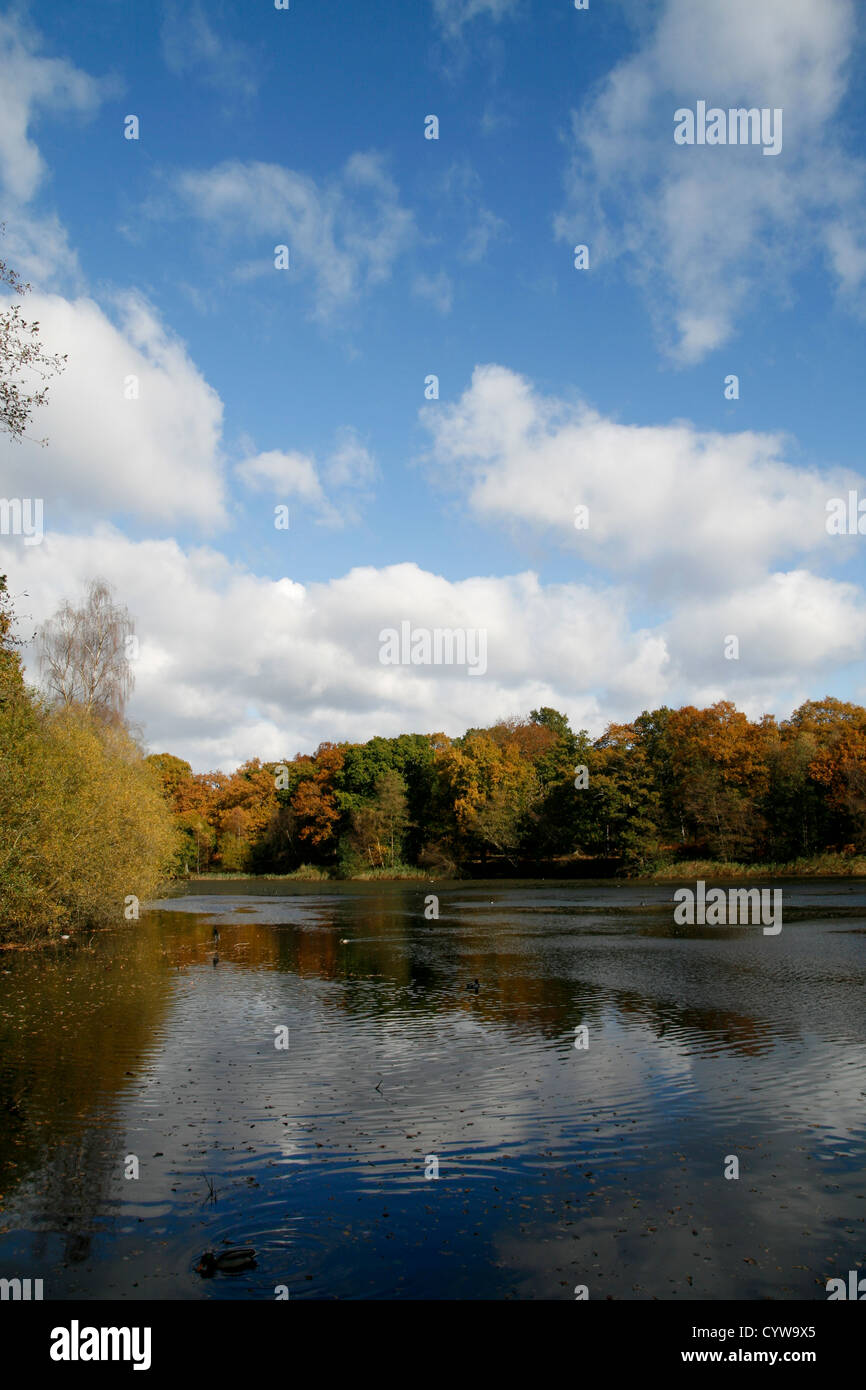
xmin=1 ymin=0 xmax=865 ymax=768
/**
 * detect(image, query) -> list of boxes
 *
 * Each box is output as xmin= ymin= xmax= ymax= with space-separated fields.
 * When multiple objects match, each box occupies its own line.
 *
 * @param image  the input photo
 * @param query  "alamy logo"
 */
xmin=0 ymin=1276 xmax=43 ymax=1299
xmin=674 ymin=102 xmax=782 ymax=156
xmin=673 ymin=881 xmax=782 ymax=935
xmin=50 ymin=1320 xmax=152 ymax=1371
xmin=0 ymin=497 xmax=43 ymax=545
xmin=379 ymin=621 xmax=487 ymax=676
xmin=826 ymin=1270 xmax=866 ymax=1299
xmin=826 ymin=491 xmax=866 ymax=535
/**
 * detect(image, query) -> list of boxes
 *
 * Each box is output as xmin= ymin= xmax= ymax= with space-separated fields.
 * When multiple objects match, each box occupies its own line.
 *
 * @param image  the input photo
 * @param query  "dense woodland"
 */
xmin=3 ymin=558 xmax=866 ymax=942
xmin=147 ymin=696 xmax=866 ymax=878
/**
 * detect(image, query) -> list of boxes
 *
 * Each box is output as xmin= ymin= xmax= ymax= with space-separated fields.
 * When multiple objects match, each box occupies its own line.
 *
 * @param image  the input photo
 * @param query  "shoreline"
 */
xmin=177 ymin=853 xmax=866 ymax=886
xmin=3 ymin=867 xmax=864 ymax=947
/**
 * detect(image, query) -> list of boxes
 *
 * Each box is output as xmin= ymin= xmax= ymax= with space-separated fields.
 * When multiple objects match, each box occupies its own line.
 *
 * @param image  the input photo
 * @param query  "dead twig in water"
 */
xmin=200 ymin=1173 xmax=218 ymax=1204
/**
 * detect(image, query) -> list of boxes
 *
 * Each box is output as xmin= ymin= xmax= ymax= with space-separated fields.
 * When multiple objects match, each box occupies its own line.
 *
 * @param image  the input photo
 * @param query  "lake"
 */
xmin=1 ymin=879 xmax=864 ymax=1300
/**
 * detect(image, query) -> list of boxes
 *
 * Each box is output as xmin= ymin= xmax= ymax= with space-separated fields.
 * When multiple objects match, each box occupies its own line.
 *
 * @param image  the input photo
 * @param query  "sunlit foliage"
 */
xmin=143 ymin=695 xmax=866 ymax=876
xmin=0 ymin=577 xmax=178 ymax=937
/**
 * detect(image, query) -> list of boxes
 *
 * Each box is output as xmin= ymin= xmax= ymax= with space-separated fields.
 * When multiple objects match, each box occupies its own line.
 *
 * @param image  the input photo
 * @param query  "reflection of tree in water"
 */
xmin=157 ymin=892 xmax=799 ymax=1067
xmin=0 ymin=917 xmax=177 ymax=1241
xmin=27 ymin=1120 xmax=118 ymax=1267
xmin=254 ymin=893 xmax=776 ymax=1057
xmin=615 ymin=989 xmax=775 ymax=1057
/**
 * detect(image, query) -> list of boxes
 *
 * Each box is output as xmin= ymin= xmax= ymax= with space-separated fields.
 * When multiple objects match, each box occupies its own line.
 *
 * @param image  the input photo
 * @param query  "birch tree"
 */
xmin=38 ymin=579 xmax=135 ymax=719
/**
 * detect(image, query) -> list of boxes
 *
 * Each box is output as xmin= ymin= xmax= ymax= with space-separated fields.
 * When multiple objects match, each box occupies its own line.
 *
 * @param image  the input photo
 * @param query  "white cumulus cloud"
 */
xmin=0 ymin=291 xmax=228 ymax=529
xmin=3 ymin=527 xmax=863 ymax=772
xmin=555 ymin=0 xmax=864 ymax=361
xmin=422 ymin=363 xmax=849 ymax=598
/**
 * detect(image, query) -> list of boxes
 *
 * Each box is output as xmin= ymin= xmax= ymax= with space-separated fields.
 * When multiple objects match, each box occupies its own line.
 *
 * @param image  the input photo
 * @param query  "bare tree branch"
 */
xmin=0 ymin=226 xmax=66 ymax=445
xmin=38 ymin=578 xmax=135 ymax=719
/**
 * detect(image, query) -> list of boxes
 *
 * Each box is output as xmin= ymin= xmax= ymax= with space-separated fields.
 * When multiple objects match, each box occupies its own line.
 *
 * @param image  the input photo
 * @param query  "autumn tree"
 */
xmin=217 ymin=805 xmax=252 ymax=871
xmin=145 ymin=754 xmax=230 ymax=873
xmin=288 ymin=744 xmax=346 ymax=860
xmin=791 ymin=699 xmax=866 ymax=850
xmin=348 ymin=769 xmax=411 ymax=868
xmin=0 ymin=575 xmax=177 ymax=937
xmin=146 ymin=752 xmax=195 ymax=807
xmin=100 ymin=696 xmax=866 ymax=883
xmin=664 ymin=702 xmax=770 ymax=860
xmin=0 ymin=573 xmax=25 ymax=706
xmin=177 ymin=811 xmax=216 ymax=874
xmin=212 ymin=758 xmax=279 ymax=868
xmin=437 ymin=731 xmax=540 ymax=862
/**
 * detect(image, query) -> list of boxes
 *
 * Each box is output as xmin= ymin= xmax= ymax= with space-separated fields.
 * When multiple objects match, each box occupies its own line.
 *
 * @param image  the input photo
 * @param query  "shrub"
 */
xmin=0 ymin=700 xmax=178 ymax=939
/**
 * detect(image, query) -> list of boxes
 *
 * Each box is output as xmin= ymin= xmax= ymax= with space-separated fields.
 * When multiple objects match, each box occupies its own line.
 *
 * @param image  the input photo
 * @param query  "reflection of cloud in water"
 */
xmin=2 ymin=881 xmax=865 ymax=1298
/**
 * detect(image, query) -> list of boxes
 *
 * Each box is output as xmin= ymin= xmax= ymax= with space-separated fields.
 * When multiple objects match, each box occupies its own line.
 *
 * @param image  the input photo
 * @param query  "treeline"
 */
xmin=0 ymin=576 xmax=177 ymax=937
xmin=147 ymin=698 xmax=866 ymax=877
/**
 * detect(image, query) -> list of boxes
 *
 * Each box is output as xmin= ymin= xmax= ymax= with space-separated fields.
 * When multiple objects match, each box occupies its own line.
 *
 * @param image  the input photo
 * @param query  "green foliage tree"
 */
xmin=346 ymin=769 xmax=411 ymax=869
xmin=589 ymin=722 xmax=662 ymax=868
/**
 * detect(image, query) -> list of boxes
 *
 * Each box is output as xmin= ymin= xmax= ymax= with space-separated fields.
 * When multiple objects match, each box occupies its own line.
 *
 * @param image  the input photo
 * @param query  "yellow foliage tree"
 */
xmin=0 ymin=706 xmax=179 ymax=936
xmin=0 ymin=578 xmax=178 ymax=938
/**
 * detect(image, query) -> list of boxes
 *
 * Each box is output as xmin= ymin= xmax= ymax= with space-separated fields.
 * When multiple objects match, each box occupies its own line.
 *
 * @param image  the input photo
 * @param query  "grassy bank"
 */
xmin=180 ymin=852 xmax=866 ymax=885
xmin=185 ymin=862 xmax=431 ymax=883
xmin=645 ymin=852 xmax=866 ymax=880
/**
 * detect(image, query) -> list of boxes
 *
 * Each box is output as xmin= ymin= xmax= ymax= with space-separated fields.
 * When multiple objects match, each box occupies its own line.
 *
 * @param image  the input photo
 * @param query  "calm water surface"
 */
xmin=1 ymin=880 xmax=864 ymax=1300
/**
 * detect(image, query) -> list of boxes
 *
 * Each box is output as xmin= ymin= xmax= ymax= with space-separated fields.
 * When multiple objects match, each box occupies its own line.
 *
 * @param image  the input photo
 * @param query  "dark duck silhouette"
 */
xmin=465 ymin=978 xmax=480 ymax=993
xmin=196 ymin=1247 xmax=257 ymax=1276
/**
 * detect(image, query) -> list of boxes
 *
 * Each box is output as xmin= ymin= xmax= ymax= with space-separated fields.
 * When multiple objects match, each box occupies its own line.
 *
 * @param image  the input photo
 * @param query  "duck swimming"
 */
xmin=196 ymin=1247 xmax=257 ymax=1276
xmin=465 ymin=978 xmax=480 ymax=993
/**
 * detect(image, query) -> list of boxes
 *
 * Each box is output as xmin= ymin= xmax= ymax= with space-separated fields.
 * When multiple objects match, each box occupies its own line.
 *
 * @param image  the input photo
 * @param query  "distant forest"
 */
xmin=146 ymin=699 xmax=866 ymax=877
